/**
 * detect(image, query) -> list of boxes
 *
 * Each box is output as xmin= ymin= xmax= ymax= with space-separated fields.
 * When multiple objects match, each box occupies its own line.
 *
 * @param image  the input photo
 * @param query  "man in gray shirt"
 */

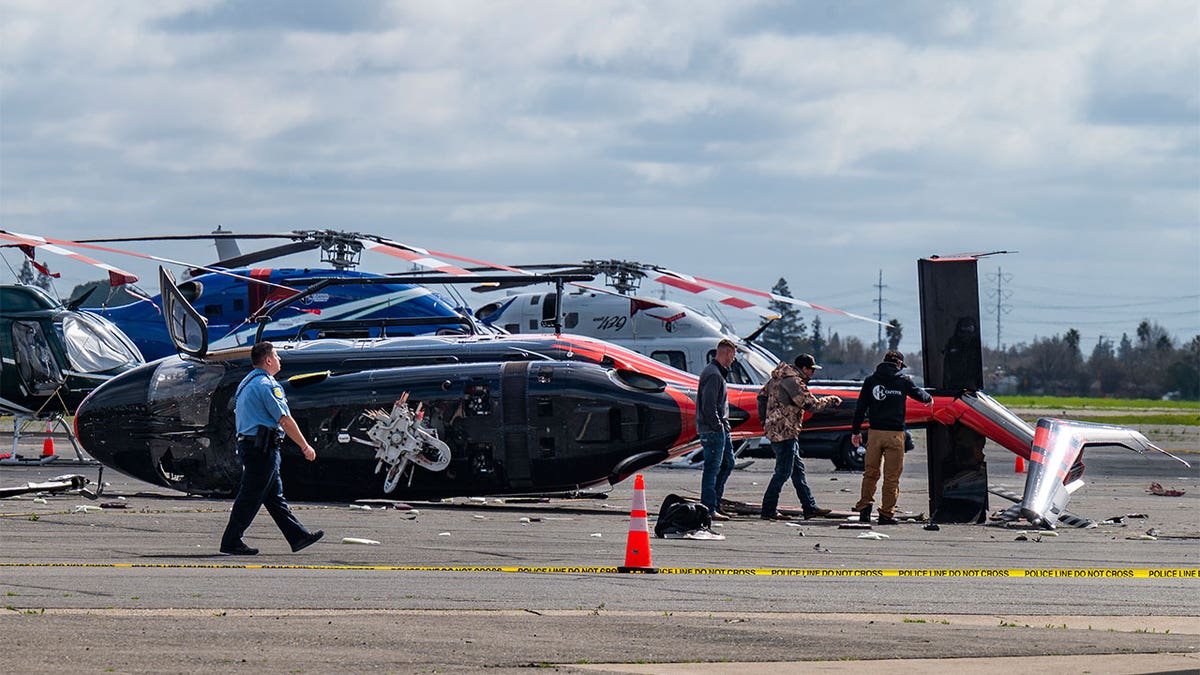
xmin=697 ymin=338 xmax=737 ymax=520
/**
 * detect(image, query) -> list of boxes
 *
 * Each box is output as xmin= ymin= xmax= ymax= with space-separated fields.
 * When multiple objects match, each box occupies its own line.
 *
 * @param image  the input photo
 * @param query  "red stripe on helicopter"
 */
xmin=721 ymin=296 xmax=755 ymax=310
xmin=655 ymin=275 xmax=707 ymax=294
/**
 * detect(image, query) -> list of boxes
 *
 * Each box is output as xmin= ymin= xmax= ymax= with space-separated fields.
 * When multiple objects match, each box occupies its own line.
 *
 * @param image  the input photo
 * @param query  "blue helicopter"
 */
xmin=71 ymin=230 xmax=489 ymax=361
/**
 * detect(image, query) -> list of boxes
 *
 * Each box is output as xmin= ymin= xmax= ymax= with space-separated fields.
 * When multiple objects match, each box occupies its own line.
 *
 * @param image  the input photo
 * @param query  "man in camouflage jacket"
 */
xmin=759 ymin=354 xmax=841 ymax=520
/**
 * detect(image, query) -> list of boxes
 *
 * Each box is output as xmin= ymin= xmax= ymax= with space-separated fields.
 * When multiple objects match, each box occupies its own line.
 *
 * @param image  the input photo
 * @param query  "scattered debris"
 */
xmin=858 ymin=531 xmax=889 ymax=540
xmin=813 ymin=543 xmax=830 ymax=553
xmin=437 ymin=532 xmax=451 ymax=536
xmin=32 ymin=498 xmax=47 ymax=504
xmin=1146 ymin=528 xmax=1161 ymax=538
xmin=348 ymin=504 xmax=372 ymax=511
xmin=589 ymin=532 xmax=602 ymax=538
xmin=472 ymin=515 xmax=487 ymax=520
xmin=785 ymin=522 xmax=803 ymax=528
xmin=72 ymin=505 xmax=101 ymax=513
xmin=1128 ymin=534 xmax=1158 ymax=541
xmin=923 ymin=524 xmax=940 ymax=531
xmin=662 ymin=529 xmax=725 ymax=541
xmin=1 ymin=474 xmax=91 ymax=499
xmin=1148 ymin=482 xmax=1185 ymax=497
xmin=99 ymin=502 xmax=127 ymax=509
xmin=341 ymin=537 xmax=381 ymax=546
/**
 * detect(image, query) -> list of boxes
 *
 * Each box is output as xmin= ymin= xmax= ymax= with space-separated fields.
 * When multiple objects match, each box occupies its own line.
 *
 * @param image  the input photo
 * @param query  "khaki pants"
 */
xmin=854 ymin=430 xmax=906 ymax=518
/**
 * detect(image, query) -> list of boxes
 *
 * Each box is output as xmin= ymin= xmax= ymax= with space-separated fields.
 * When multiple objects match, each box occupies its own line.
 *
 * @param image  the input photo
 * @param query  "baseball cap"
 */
xmin=793 ymin=353 xmax=822 ymax=370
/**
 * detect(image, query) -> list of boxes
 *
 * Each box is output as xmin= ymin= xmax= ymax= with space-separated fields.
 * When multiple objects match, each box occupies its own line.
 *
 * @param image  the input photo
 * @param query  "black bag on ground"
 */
xmin=654 ymin=493 xmax=712 ymax=538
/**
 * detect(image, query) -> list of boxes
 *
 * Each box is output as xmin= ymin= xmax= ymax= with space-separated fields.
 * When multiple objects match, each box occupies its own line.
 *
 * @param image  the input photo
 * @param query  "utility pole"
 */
xmin=986 ymin=267 xmax=1013 ymax=351
xmin=874 ymin=269 xmax=887 ymax=351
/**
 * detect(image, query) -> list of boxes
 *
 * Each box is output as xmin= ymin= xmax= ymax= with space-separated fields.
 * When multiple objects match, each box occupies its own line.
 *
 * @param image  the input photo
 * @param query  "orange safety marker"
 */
xmin=1015 ymin=455 xmax=1026 ymax=473
xmin=618 ymin=474 xmax=657 ymax=573
xmin=42 ymin=422 xmax=55 ymax=457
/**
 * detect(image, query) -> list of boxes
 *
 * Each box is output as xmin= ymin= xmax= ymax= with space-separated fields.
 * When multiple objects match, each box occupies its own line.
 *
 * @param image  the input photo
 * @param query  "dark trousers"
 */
xmin=760 ymin=438 xmax=818 ymax=515
xmin=699 ymin=430 xmax=735 ymax=514
xmin=221 ymin=439 xmax=310 ymax=549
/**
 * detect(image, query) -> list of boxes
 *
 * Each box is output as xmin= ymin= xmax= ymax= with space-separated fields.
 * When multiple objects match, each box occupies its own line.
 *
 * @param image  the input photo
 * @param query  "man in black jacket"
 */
xmin=697 ymin=338 xmax=737 ymax=521
xmin=850 ymin=350 xmax=932 ymax=525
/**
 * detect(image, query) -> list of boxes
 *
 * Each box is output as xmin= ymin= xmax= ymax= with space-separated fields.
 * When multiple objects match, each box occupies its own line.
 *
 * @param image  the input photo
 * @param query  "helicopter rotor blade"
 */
xmin=77 ymin=233 xmax=302 ymax=243
xmin=189 ymin=240 xmax=323 ymax=276
xmin=359 ymin=235 xmax=545 ymax=278
xmin=651 ymin=267 xmax=890 ymax=327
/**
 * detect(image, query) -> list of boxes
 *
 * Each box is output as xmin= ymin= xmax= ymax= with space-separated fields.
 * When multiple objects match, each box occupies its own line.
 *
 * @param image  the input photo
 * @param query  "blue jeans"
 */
xmin=221 ymin=439 xmax=311 ymax=550
xmin=700 ymin=431 xmax=735 ymax=514
xmin=760 ymin=438 xmax=818 ymax=515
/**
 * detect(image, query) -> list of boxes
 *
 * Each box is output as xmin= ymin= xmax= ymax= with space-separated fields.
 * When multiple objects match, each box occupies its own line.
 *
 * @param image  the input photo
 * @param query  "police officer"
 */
xmin=850 ymin=350 xmax=932 ymax=525
xmin=220 ymin=341 xmax=323 ymax=555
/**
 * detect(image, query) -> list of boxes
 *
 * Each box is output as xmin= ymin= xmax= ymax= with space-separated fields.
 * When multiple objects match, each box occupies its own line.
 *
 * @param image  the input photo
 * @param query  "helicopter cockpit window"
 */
xmin=12 ymin=320 xmax=63 ymax=395
xmin=727 ymin=360 xmax=754 ymax=385
xmin=650 ymin=350 xmax=687 ymax=372
xmin=62 ymin=313 xmax=143 ymax=373
xmin=737 ymin=347 xmax=778 ymax=385
xmin=149 ymin=359 xmax=225 ymax=426
xmin=0 ymin=286 xmax=55 ymax=311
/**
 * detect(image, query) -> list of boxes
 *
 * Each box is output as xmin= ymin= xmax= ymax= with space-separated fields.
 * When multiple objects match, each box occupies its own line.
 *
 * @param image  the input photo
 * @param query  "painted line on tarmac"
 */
xmin=0 ymin=563 xmax=1196 ymax=577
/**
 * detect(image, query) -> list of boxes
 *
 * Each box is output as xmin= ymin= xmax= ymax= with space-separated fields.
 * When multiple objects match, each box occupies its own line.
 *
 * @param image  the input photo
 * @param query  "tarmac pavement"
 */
xmin=1 ymin=429 xmax=1197 ymax=673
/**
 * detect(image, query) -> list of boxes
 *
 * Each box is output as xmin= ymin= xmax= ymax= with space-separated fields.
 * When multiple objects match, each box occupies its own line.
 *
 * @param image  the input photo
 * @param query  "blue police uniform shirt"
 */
xmin=235 ymin=368 xmax=291 ymax=435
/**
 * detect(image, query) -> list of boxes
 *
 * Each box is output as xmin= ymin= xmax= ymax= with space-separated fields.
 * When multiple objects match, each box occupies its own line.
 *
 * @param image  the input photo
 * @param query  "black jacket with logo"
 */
xmin=851 ymin=361 xmax=932 ymax=433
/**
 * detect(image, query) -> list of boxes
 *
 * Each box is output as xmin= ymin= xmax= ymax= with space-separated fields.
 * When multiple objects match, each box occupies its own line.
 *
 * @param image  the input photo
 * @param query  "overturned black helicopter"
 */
xmin=74 ymin=267 xmax=754 ymax=501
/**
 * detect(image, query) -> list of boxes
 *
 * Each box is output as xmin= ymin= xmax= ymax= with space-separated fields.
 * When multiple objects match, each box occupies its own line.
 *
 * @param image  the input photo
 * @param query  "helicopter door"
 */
xmin=501 ymin=362 xmax=533 ymax=489
xmin=11 ymin=320 xmax=64 ymax=396
xmin=160 ymin=266 xmax=209 ymax=358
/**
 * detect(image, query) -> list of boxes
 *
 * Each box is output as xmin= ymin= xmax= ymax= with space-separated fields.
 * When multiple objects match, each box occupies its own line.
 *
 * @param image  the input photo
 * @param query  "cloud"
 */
xmin=0 ymin=0 xmax=1195 ymax=347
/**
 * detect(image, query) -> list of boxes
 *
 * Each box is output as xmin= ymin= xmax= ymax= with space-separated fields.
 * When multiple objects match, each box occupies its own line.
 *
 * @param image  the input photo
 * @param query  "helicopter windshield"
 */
xmin=739 ymin=344 xmax=780 ymax=381
xmin=61 ymin=313 xmax=144 ymax=373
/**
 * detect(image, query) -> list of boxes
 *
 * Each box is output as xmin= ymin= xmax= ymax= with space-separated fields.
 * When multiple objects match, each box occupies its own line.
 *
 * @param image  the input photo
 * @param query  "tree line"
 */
xmin=754 ymin=277 xmax=1198 ymax=400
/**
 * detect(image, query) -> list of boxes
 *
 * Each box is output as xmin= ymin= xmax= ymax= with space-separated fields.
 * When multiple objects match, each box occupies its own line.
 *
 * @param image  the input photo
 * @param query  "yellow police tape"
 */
xmin=0 ymin=563 xmax=1195 ymax=577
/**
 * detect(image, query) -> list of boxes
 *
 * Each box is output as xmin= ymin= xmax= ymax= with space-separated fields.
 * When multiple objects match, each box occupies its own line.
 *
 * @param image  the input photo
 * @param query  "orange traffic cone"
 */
xmin=1014 ymin=455 xmax=1025 ymax=474
xmin=42 ymin=422 xmax=55 ymax=458
xmin=618 ymin=474 xmax=657 ymax=574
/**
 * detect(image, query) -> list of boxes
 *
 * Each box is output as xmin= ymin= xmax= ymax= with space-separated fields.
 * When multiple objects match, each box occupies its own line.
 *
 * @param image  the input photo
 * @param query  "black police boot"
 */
xmin=220 ymin=543 xmax=259 ymax=556
xmin=291 ymin=530 xmax=324 ymax=553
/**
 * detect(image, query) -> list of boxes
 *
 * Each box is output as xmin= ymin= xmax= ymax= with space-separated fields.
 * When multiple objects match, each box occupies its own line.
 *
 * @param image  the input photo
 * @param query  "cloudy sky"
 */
xmin=2 ymin=0 xmax=1197 ymax=352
